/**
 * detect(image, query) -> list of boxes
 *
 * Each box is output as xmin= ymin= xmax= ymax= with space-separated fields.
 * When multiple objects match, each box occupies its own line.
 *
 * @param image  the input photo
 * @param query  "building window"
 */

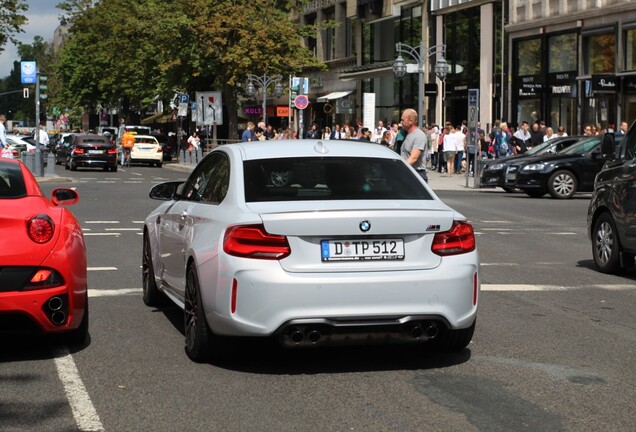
xmin=625 ymin=28 xmax=636 ymax=71
xmin=584 ymin=32 xmax=616 ymax=74
xmin=362 ymin=22 xmax=374 ymax=65
xmin=548 ymin=33 xmax=577 ymax=73
xmin=346 ymin=18 xmax=356 ymax=57
xmin=324 ymin=8 xmax=336 ymax=61
xmin=517 ymin=38 xmax=542 ymax=76
xmin=306 ymin=13 xmax=317 ymax=58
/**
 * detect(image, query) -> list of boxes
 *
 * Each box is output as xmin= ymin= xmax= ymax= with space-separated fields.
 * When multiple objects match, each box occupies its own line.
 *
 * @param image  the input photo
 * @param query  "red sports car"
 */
xmin=0 ymin=157 xmax=88 ymax=343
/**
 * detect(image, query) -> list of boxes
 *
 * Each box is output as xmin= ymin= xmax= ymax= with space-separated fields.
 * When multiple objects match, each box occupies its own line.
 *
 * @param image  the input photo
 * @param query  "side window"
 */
xmin=624 ymin=130 xmax=636 ymax=161
xmin=182 ymin=153 xmax=230 ymax=204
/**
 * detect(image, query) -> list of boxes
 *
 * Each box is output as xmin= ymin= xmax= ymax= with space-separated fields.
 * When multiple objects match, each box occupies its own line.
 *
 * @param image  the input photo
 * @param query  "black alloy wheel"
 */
xmin=592 ymin=213 xmax=621 ymax=274
xmin=184 ymin=265 xmax=213 ymax=362
xmin=142 ymin=233 xmax=164 ymax=306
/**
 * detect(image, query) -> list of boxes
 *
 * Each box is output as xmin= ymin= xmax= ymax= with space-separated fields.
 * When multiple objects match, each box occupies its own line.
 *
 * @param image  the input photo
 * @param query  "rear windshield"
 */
xmin=244 ymin=157 xmax=433 ymax=202
xmin=0 ymin=161 xmax=27 ymax=199
xmin=80 ymin=138 xmax=108 ymax=145
xmin=135 ymin=137 xmax=158 ymax=144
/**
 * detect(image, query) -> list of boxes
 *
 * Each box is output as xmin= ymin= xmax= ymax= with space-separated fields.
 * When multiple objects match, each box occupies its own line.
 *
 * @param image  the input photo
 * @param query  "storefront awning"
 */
xmin=317 ymin=91 xmax=353 ymax=102
xmin=338 ymin=60 xmax=395 ymax=81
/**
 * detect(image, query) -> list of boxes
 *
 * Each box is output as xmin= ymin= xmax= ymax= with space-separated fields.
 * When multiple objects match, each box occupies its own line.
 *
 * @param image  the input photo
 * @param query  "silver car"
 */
xmin=143 ymin=140 xmax=480 ymax=362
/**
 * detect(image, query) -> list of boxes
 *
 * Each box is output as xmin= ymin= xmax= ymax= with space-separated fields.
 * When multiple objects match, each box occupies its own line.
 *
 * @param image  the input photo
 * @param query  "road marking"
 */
xmin=87 ymin=267 xmax=117 ymax=271
xmin=54 ymin=348 xmax=104 ymax=431
xmin=105 ymin=228 xmax=141 ymax=231
xmin=83 ymin=233 xmax=120 ymax=236
xmin=124 ymin=181 xmax=143 ymax=184
xmin=480 ymin=263 xmax=519 ymax=266
xmin=482 ymin=284 xmax=560 ymax=291
xmin=84 ymin=221 xmax=119 ymax=224
xmin=132 ymin=221 xmax=145 ymax=224
xmin=82 ymin=228 xmax=92 ymax=231
xmin=548 ymin=232 xmax=577 ymax=235
xmin=132 ymin=172 xmax=143 ymax=176
xmin=89 ymin=288 xmax=142 ymax=297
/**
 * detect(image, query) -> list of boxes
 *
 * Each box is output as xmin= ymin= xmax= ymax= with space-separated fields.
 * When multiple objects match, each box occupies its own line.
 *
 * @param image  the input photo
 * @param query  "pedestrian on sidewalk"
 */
xmin=399 ymin=109 xmax=429 ymax=182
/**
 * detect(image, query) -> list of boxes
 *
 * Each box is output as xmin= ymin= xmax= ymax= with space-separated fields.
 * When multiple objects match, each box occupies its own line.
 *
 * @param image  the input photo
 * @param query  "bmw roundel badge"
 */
xmin=359 ymin=220 xmax=371 ymax=232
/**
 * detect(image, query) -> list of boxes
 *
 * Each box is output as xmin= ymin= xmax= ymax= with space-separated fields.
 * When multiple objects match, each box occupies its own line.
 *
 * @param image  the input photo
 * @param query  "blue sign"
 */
xmin=179 ymin=94 xmax=189 ymax=104
xmin=20 ymin=61 xmax=36 ymax=84
xmin=191 ymin=102 xmax=197 ymax=110
xmin=468 ymin=89 xmax=479 ymax=107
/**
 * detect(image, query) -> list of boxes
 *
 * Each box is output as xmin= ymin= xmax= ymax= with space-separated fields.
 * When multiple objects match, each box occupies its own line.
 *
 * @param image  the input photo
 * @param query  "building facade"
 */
xmin=507 ymin=0 xmax=636 ymax=134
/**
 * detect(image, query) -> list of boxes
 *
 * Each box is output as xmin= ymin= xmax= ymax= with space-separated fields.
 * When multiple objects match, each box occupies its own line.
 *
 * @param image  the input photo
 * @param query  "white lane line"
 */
xmin=84 ymin=221 xmax=119 ymax=224
xmin=82 ymin=228 xmax=92 ymax=231
xmin=481 ymin=263 xmax=519 ymax=266
xmin=105 ymin=228 xmax=141 ymax=231
xmin=131 ymin=172 xmax=143 ymax=176
xmin=83 ymin=233 xmax=121 ymax=237
xmin=89 ymin=288 xmax=142 ymax=297
xmin=54 ymin=348 xmax=104 ymax=431
xmin=136 ymin=233 xmax=143 ymax=236
xmin=548 ymin=232 xmax=577 ymax=235
xmin=482 ymin=284 xmax=561 ymax=291
xmin=87 ymin=267 xmax=117 ymax=271
xmin=132 ymin=221 xmax=145 ymax=224
xmin=124 ymin=181 xmax=143 ymax=184
xmin=79 ymin=178 xmax=98 ymax=180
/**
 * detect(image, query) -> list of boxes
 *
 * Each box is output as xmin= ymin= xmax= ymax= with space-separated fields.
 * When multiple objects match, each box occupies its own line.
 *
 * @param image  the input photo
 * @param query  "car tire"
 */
xmin=103 ymin=166 xmax=109 ymax=172
xmin=548 ymin=170 xmax=577 ymax=199
xmin=142 ymin=233 xmax=164 ymax=307
xmin=525 ymin=189 xmax=546 ymax=198
xmin=70 ymin=160 xmax=77 ymax=171
xmin=592 ymin=212 xmax=622 ymax=274
xmin=184 ymin=265 xmax=216 ymax=362
xmin=431 ymin=320 xmax=475 ymax=351
xmin=156 ymin=161 xmax=162 ymax=168
xmin=111 ymin=165 xmax=117 ymax=172
xmin=63 ymin=300 xmax=89 ymax=346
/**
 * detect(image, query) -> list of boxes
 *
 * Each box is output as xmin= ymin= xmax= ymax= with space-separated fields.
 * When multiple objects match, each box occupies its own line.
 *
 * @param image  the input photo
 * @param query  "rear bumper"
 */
xmin=200 ymin=251 xmax=480 ymax=337
xmin=72 ymin=156 xmax=117 ymax=168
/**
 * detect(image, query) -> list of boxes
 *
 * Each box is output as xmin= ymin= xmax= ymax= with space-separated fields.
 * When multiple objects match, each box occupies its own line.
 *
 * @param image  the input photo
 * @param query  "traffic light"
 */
xmin=39 ymin=74 xmax=48 ymax=100
xmin=23 ymin=88 xmax=29 ymax=98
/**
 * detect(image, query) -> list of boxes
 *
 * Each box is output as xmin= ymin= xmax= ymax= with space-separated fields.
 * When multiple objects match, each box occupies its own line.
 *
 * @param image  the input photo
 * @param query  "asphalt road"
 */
xmin=1 ymin=162 xmax=634 ymax=432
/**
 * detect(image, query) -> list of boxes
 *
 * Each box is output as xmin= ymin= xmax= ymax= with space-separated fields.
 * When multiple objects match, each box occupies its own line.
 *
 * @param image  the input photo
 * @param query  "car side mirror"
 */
xmin=601 ymin=133 xmax=616 ymax=161
xmin=52 ymin=188 xmax=79 ymax=206
xmin=149 ymin=181 xmax=184 ymax=200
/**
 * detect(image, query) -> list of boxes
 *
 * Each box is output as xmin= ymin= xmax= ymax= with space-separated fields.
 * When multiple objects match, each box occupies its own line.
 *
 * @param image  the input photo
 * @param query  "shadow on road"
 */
xmin=156 ymin=304 xmax=472 ymax=374
xmin=0 ymin=333 xmax=92 ymax=363
xmin=576 ymin=259 xmax=636 ymax=280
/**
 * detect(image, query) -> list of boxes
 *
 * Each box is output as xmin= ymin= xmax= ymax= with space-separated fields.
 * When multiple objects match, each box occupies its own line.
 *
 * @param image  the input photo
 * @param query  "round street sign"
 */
xmin=294 ymin=95 xmax=309 ymax=110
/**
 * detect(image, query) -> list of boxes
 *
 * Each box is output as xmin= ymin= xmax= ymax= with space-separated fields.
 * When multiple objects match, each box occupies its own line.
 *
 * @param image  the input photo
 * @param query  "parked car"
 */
xmin=510 ymin=136 xmax=613 ymax=198
xmin=587 ymin=125 xmax=636 ymax=274
xmin=480 ymin=136 xmax=584 ymax=192
xmin=143 ymin=140 xmax=480 ymax=361
xmin=0 ymin=157 xmax=88 ymax=343
xmin=64 ymin=134 xmax=118 ymax=172
xmin=130 ymin=135 xmax=163 ymax=167
xmin=151 ymin=133 xmax=174 ymax=161
xmin=55 ymin=134 xmax=75 ymax=165
xmin=6 ymin=135 xmax=36 ymax=158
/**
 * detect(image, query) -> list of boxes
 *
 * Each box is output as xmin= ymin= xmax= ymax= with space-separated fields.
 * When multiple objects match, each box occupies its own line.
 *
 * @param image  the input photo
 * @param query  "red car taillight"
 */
xmin=157 ymin=147 xmax=163 ymax=153
xmin=27 ymin=214 xmax=55 ymax=243
xmin=107 ymin=147 xmax=117 ymax=154
xmin=24 ymin=269 xmax=65 ymax=290
xmin=431 ymin=221 xmax=475 ymax=256
xmin=223 ymin=224 xmax=291 ymax=260
xmin=73 ymin=147 xmax=85 ymax=154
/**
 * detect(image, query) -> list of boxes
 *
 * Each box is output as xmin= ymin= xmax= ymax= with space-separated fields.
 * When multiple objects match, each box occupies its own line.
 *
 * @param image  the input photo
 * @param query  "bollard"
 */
xmin=196 ymin=147 xmax=202 ymax=164
xmin=23 ymin=151 xmax=35 ymax=173
xmin=180 ymin=149 xmax=186 ymax=165
xmin=46 ymin=152 xmax=56 ymax=176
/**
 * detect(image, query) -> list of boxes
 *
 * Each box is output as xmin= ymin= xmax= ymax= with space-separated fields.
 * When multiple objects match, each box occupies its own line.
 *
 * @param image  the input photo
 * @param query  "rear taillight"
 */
xmin=27 ymin=214 xmax=55 ymax=243
xmin=431 ymin=221 xmax=475 ymax=256
xmin=157 ymin=147 xmax=163 ymax=153
xmin=25 ymin=269 xmax=65 ymax=290
xmin=73 ymin=147 xmax=85 ymax=154
xmin=107 ymin=147 xmax=117 ymax=154
xmin=223 ymin=224 xmax=291 ymax=260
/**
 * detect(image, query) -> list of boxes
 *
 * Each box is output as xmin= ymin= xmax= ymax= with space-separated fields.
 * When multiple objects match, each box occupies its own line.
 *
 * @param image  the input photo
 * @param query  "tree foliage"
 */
xmin=0 ymin=0 xmax=28 ymax=53
xmin=53 ymin=0 xmax=324 ymax=137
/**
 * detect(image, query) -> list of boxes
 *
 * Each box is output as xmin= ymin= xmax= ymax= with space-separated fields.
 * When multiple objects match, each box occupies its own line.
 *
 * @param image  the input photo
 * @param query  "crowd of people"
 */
xmin=238 ymin=116 xmax=631 ymax=179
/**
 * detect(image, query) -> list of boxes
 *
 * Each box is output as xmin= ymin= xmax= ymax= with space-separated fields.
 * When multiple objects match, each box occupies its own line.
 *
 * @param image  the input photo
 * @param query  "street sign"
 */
xmin=468 ymin=88 xmax=478 ymax=106
xmin=20 ymin=61 xmax=36 ymax=84
xmin=195 ymin=91 xmax=223 ymax=125
xmin=179 ymin=94 xmax=189 ymax=104
xmin=294 ymin=95 xmax=309 ymax=110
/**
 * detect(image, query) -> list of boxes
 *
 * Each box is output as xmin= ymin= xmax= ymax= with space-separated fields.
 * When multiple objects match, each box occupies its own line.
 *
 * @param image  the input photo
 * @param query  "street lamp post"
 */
xmin=393 ymin=42 xmax=449 ymax=127
xmin=245 ymin=74 xmax=283 ymax=125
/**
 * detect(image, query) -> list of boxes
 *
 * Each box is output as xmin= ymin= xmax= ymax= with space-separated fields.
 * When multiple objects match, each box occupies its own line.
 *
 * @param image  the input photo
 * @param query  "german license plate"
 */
xmin=321 ymin=239 xmax=404 ymax=262
xmin=506 ymin=172 xmax=517 ymax=181
xmin=88 ymin=149 xmax=103 ymax=154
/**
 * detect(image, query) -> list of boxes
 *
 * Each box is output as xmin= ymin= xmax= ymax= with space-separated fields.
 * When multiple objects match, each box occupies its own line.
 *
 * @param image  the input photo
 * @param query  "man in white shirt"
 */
xmin=37 ymin=124 xmax=49 ymax=150
xmin=0 ymin=114 xmax=7 ymax=149
xmin=512 ymin=121 xmax=531 ymax=154
xmin=373 ymin=120 xmax=387 ymax=143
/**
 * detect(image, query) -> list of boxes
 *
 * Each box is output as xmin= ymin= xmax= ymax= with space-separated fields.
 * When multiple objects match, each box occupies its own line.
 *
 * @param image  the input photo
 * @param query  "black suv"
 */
xmin=587 ymin=122 xmax=636 ymax=274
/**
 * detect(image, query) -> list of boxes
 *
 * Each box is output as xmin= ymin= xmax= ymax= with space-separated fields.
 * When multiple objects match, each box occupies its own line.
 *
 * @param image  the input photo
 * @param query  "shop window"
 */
xmin=324 ymin=8 xmax=336 ymax=61
xmin=517 ymin=99 xmax=541 ymax=125
xmin=516 ymin=38 xmax=542 ymax=76
xmin=549 ymin=33 xmax=577 ymax=72
xmin=345 ymin=17 xmax=356 ymax=57
xmin=625 ymin=28 xmax=636 ymax=71
xmin=362 ymin=22 xmax=374 ymax=65
xmin=584 ymin=32 xmax=616 ymax=74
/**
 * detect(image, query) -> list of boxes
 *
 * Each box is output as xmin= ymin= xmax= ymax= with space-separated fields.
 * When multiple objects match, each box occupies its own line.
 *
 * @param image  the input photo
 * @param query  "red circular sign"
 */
xmin=294 ymin=95 xmax=309 ymax=110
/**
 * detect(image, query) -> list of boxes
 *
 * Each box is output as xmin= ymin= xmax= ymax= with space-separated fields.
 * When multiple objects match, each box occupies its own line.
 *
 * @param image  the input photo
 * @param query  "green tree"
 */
xmin=0 ymin=0 xmax=28 ymax=53
xmin=53 ymin=0 xmax=323 ymax=138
